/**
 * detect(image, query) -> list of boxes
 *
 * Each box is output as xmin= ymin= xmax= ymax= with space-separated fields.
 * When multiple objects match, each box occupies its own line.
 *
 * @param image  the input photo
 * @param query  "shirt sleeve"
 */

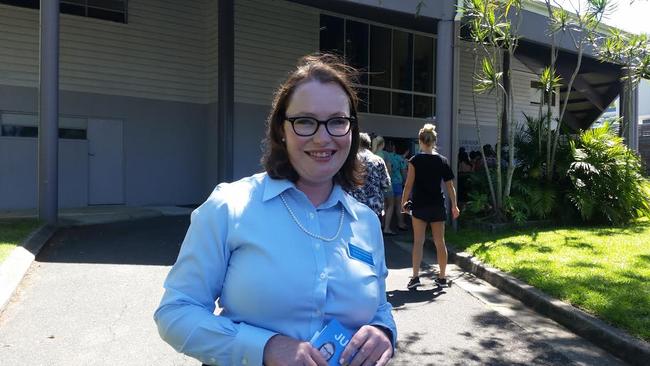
xmin=442 ymin=156 xmax=455 ymax=181
xmin=380 ymin=161 xmax=391 ymax=191
xmin=368 ymin=224 xmax=398 ymax=349
xmin=153 ymin=192 xmax=277 ymax=366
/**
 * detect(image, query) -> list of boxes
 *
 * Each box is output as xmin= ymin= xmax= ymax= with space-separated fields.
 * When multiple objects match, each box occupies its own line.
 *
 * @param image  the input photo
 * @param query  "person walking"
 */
xmin=401 ymin=123 xmax=460 ymax=289
xmin=349 ymin=132 xmax=391 ymax=219
xmin=371 ymin=135 xmax=393 ymax=232
xmin=384 ymin=142 xmax=408 ymax=235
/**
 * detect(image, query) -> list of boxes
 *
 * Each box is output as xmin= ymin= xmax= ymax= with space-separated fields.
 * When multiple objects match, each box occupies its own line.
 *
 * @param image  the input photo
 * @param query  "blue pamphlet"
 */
xmin=310 ymin=318 xmax=356 ymax=365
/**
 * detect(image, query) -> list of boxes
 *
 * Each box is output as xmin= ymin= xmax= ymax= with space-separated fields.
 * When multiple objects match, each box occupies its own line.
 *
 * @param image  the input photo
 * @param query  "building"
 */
xmin=639 ymin=79 xmax=650 ymax=125
xmin=0 ymin=0 xmax=633 ymax=216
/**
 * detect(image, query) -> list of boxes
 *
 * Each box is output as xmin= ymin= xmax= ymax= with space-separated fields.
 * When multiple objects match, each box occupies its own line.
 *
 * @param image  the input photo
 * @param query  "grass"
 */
xmin=446 ymin=219 xmax=650 ymax=342
xmin=0 ymin=219 xmax=40 ymax=264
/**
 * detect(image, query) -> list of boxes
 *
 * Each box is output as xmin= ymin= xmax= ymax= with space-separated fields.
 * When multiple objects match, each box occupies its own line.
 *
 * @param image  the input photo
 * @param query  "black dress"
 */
xmin=408 ymin=153 xmax=454 ymax=223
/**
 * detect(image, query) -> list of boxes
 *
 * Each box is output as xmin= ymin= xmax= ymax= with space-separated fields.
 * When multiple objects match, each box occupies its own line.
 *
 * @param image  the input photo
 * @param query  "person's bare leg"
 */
xmin=383 ymin=195 xmax=395 ymax=234
xmin=430 ymin=221 xmax=448 ymax=279
xmin=411 ymin=217 xmax=428 ymax=277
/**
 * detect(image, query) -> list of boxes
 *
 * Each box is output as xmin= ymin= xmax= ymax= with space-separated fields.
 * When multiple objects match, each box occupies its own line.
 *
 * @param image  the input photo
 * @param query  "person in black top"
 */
xmin=401 ymin=123 xmax=460 ymax=289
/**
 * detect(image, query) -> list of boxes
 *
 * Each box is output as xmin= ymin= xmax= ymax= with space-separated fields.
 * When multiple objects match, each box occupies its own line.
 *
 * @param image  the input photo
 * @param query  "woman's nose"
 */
xmin=311 ymin=123 xmax=332 ymax=143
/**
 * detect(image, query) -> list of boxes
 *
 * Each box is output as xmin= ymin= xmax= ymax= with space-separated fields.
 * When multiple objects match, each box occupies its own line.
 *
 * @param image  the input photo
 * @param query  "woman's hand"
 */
xmin=340 ymin=325 xmax=392 ymax=366
xmin=451 ymin=205 xmax=460 ymax=220
xmin=263 ymin=334 xmax=328 ymax=366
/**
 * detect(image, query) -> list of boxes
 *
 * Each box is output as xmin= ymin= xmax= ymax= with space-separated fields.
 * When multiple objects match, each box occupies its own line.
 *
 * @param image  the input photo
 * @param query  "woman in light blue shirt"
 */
xmin=154 ymin=55 xmax=396 ymax=366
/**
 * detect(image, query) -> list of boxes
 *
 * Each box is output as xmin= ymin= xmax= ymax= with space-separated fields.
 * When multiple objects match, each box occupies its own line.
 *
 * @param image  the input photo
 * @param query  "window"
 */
xmin=0 ymin=0 xmax=128 ymax=23
xmin=1 ymin=113 xmax=87 ymax=140
xmin=643 ymin=119 xmax=650 ymax=125
xmin=320 ymin=14 xmax=436 ymax=119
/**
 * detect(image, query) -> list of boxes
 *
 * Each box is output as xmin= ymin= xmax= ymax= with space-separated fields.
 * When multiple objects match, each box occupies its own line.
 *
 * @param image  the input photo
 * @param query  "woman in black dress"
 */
xmin=401 ymin=123 xmax=460 ymax=289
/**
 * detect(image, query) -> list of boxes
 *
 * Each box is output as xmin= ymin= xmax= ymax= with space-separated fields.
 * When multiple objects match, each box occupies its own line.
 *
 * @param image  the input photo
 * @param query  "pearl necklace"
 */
xmin=280 ymin=193 xmax=345 ymax=242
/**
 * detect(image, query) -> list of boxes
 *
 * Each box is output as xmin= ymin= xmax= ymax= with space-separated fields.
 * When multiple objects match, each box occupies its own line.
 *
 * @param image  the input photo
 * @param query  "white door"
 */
xmin=88 ymin=119 xmax=124 ymax=205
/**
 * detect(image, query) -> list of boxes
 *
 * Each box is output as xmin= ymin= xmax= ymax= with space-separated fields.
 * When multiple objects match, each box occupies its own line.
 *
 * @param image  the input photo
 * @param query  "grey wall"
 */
xmin=0 ymin=85 xmax=208 ymax=210
xmin=0 ymin=137 xmax=88 ymax=209
xmin=205 ymin=102 xmax=220 ymax=194
xmin=233 ymin=102 xmax=269 ymax=180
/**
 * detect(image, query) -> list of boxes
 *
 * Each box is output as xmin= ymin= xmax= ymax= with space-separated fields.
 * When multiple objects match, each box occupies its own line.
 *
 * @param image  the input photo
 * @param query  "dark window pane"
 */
xmin=369 ymin=89 xmax=390 ymax=115
xmin=413 ymin=95 xmax=433 ymax=118
xmin=1 ymin=125 xmax=87 ymax=139
xmin=413 ymin=35 xmax=434 ymax=93
xmin=320 ymin=15 xmax=344 ymax=56
xmin=369 ymin=26 xmax=391 ymax=88
xmin=345 ymin=20 xmax=368 ymax=84
xmin=62 ymin=0 xmax=86 ymax=5
xmin=60 ymin=3 xmax=85 ymax=16
xmin=392 ymin=30 xmax=413 ymax=91
xmin=356 ymin=88 xmax=368 ymax=113
xmin=0 ymin=0 xmax=38 ymax=9
xmin=1 ymin=125 xmax=38 ymax=137
xmin=392 ymin=92 xmax=412 ymax=117
xmin=59 ymin=128 xmax=87 ymax=139
xmin=88 ymin=0 xmax=126 ymax=11
xmin=88 ymin=7 xmax=125 ymax=22
xmin=0 ymin=0 xmax=126 ymax=23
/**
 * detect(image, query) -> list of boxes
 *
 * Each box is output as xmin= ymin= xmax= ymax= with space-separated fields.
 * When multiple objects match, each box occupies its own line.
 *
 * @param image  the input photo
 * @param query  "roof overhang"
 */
xmin=286 ymin=0 xmax=457 ymax=34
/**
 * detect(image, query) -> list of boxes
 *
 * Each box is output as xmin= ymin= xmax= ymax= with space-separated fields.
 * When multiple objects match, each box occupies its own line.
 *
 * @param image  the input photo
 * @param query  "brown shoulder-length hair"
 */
xmin=261 ymin=54 xmax=363 ymax=190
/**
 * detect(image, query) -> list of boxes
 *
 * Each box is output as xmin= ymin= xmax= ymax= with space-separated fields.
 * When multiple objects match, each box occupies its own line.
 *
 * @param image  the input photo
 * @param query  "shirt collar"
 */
xmin=262 ymin=175 xmax=358 ymax=221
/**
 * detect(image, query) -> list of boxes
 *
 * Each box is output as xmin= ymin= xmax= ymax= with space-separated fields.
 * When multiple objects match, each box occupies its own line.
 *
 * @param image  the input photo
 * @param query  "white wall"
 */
xmin=0 ymin=0 xmax=210 ymax=103
xmin=457 ymin=41 xmax=559 ymax=150
xmin=234 ymin=0 xmax=319 ymax=105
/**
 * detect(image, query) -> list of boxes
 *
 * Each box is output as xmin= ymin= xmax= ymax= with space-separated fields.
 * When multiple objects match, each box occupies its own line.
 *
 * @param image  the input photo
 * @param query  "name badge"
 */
xmin=347 ymin=243 xmax=374 ymax=266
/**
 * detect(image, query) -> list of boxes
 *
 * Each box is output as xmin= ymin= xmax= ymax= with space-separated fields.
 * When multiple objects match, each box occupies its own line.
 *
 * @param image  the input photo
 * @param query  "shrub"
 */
xmin=567 ymin=123 xmax=650 ymax=224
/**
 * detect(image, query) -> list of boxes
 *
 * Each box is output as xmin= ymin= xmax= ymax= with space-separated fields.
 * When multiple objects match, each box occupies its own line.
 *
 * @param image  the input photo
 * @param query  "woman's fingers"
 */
xmin=375 ymin=349 xmax=393 ymax=366
xmin=341 ymin=326 xmax=392 ymax=366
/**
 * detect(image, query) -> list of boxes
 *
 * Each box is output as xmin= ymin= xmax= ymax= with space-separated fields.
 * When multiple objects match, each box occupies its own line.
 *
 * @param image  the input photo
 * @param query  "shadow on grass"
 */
xmin=504 ymin=263 xmax=649 ymax=342
xmin=567 ymin=260 xmax=603 ymax=269
xmin=637 ymin=254 xmax=650 ymax=264
xmin=590 ymin=219 xmax=650 ymax=237
xmin=564 ymin=239 xmax=596 ymax=251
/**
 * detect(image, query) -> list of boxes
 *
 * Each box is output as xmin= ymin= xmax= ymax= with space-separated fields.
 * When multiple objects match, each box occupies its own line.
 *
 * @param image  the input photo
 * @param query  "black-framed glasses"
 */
xmin=285 ymin=116 xmax=356 ymax=137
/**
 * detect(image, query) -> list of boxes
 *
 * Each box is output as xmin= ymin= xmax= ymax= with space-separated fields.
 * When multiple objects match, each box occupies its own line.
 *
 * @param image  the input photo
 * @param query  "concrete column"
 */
xmin=217 ymin=0 xmax=234 ymax=182
xmin=620 ymin=82 xmax=639 ymax=151
xmin=38 ymin=0 xmax=60 ymax=225
xmin=436 ymin=19 xmax=454 ymax=161
xmin=631 ymin=85 xmax=639 ymax=152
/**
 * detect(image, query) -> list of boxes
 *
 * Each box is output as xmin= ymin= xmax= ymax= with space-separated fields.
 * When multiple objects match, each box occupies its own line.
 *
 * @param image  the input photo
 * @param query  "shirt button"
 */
xmin=315 ymin=243 xmax=320 ymax=249
xmin=320 ymin=272 xmax=326 ymax=280
xmin=242 ymin=357 xmax=248 ymax=365
xmin=309 ymin=212 xmax=315 ymax=219
xmin=315 ymin=310 xmax=321 ymax=316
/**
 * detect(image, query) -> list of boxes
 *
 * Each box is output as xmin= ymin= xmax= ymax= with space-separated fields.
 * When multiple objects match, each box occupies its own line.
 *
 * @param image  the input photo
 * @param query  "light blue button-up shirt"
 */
xmin=154 ymin=173 xmax=396 ymax=366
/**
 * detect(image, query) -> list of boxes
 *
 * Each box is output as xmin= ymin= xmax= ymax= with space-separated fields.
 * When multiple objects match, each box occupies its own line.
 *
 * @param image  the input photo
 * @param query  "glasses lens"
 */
xmin=327 ymin=117 xmax=351 ymax=136
xmin=292 ymin=118 xmax=318 ymax=136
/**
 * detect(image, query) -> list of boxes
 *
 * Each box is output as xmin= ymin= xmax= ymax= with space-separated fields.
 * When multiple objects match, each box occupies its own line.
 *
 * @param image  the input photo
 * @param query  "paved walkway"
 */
xmin=0 ymin=216 xmax=626 ymax=365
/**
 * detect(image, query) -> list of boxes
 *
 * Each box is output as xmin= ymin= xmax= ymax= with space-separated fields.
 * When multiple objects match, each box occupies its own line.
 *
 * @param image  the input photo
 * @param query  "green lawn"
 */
xmin=447 ymin=219 xmax=650 ymax=342
xmin=0 ymin=219 xmax=40 ymax=264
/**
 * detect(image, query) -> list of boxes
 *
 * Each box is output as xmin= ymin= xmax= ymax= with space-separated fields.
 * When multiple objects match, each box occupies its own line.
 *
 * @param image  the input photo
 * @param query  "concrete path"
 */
xmin=0 ymin=216 xmax=626 ymax=365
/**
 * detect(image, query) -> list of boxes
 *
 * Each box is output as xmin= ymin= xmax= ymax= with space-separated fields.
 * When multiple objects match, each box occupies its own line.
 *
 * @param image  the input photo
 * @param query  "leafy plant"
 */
xmin=465 ymin=190 xmax=490 ymax=215
xmin=567 ymin=123 xmax=650 ymax=224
